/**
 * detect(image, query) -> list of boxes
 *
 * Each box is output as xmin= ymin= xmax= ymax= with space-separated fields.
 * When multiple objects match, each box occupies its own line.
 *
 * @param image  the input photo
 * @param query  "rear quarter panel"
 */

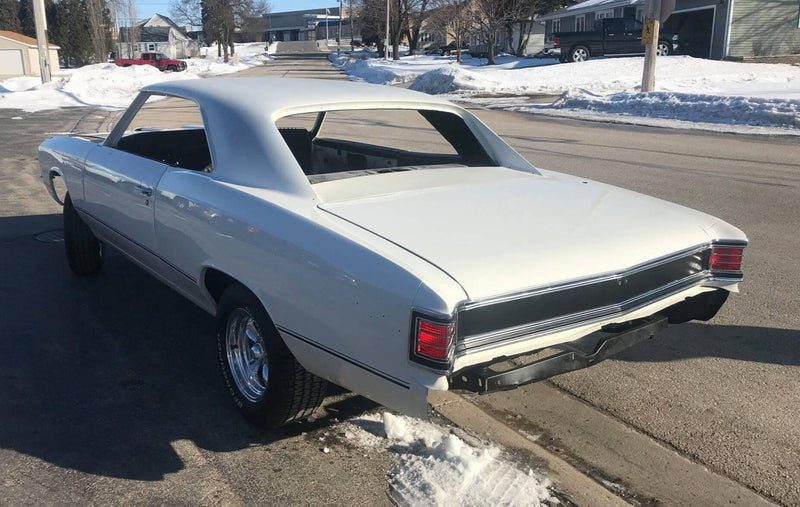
xmin=39 ymin=136 xmax=98 ymax=203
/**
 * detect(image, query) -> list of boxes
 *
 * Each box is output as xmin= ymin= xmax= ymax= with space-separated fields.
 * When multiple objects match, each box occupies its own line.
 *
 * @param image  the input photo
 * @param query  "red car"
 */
xmin=115 ymin=52 xmax=187 ymax=72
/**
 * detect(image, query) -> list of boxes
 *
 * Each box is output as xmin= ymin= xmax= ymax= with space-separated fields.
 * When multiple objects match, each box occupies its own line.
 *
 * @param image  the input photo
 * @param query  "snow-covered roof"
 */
xmin=539 ymin=0 xmax=641 ymax=21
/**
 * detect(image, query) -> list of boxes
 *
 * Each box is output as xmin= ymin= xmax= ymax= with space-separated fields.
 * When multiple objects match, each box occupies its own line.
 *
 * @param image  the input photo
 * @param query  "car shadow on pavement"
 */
xmin=0 ymin=213 xmax=375 ymax=481
xmin=615 ymin=321 xmax=800 ymax=366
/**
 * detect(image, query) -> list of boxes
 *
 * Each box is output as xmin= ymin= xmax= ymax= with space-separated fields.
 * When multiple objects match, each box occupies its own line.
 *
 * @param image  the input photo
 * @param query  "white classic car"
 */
xmin=39 ymin=78 xmax=747 ymax=427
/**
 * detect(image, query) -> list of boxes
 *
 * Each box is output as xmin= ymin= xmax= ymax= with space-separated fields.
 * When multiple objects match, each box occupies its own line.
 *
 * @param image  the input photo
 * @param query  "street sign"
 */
xmin=642 ymin=18 xmax=656 ymax=45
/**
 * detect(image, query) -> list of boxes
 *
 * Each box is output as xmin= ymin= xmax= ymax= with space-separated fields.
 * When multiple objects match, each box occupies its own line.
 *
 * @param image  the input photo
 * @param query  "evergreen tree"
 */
xmin=0 ymin=0 xmax=23 ymax=33
xmin=50 ymin=0 xmax=93 ymax=66
xmin=18 ymin=0 xmax=36 ymax=37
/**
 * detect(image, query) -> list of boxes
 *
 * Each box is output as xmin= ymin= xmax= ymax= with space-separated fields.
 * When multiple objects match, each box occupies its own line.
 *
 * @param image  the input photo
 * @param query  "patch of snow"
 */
xmin=0 ymin=42 xmax=271 ymax=112
xmin=342 ymin=412 xmax=554 ymax=507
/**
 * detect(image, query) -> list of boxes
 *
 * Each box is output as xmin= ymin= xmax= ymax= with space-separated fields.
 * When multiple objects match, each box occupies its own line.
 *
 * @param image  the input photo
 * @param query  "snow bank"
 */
xmin=0 ymin=42 xmax=272 ymax=112
xmin=546 ymin=89 xmax=800 ymax=129
xmin=342 ymin=412 xmax=554 ymax=506
xmin=0 ymin=63 xmax=198 ymax=112
xmin=330 ymin=52 xmax=557 ymax=85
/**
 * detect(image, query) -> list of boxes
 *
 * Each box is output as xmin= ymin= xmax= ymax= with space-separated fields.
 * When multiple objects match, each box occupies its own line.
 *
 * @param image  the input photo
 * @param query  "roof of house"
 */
xmin=539 ymin=0 xmax=641 ymax=21
xmin=0 ymin=30 xmax=60 ymax=49
xmin=119 ymin=13 xmax=191 ymax=42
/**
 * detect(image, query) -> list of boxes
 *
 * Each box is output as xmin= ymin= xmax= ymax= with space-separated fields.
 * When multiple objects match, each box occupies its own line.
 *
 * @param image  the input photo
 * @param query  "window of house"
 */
xmin=595 ymin=9 xmax=614 ymax=20
xmin=147 ymin=43 xmax=156 ymax=52
xmin=113 ymin=95 xmax=213 ymax=172
xmin=575 ymin=15 xmax=586 ymax=32
xmin=552 ymin=19 xmax=561 ymax=32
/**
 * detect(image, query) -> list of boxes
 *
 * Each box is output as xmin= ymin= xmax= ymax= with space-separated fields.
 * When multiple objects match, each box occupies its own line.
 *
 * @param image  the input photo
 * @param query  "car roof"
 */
xmin=142 ymin=77 xmax=451 ymax=116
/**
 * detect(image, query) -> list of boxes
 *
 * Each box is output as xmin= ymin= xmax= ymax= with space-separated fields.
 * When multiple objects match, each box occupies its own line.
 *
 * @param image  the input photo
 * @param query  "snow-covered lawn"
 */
xmin=332 ymin=53 xmax=800 ymax=133
xmin=0 ymin=42 xmax=272 ymax=112
xmin=340 ymin=411 xmax=554 ymax=506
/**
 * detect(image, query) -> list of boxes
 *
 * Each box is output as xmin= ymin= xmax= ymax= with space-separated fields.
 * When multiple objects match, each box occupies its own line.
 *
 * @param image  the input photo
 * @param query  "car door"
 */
xmin=602 ymin=18 xmax=627 ymax=54
xmin=622 ymin=18 xmax=645 ymax=53
xmin=81 ymin=143 xmax=167 ymax=260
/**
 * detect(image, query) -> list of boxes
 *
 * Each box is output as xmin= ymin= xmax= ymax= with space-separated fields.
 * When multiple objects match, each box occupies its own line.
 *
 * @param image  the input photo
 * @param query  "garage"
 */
xmin=0 ymin=30 xmax=60 ymax=77
xmin=664 ymin=7 xmax=715 ymax=59
xmin=0 ymin=49 xmax=25 ymax=75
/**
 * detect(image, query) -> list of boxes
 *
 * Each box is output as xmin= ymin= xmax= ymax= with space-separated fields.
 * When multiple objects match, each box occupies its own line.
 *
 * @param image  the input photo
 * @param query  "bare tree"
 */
xmin=170 ymin=0 xmax=203 ymax=26
xmin=404 ymin=0 xmax=429 ymax=55
xmin=471 ymin=0 xmax=515 ymax=64
xmin=503 ymin=0 xmax=563 ymax=56
xmin=428 ymin=0 xmax=472 ymax=62
xmin=86 ymin=0 xmax=111 ymax=62
xmin=112 ymin=0 xmax=139 ymax=58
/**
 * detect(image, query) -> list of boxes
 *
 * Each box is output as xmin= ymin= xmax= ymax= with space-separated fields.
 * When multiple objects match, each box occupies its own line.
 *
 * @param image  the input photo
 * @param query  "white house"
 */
xmin=117 ymin=14 xmax=200 ymax=59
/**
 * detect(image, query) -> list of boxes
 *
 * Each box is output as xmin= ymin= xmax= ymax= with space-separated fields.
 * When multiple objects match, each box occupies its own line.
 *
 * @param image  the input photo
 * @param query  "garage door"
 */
xmin=0 ymin=49 xmax=25 ymax=75
xmin=664 ymin=8 xmax=714 ymax=59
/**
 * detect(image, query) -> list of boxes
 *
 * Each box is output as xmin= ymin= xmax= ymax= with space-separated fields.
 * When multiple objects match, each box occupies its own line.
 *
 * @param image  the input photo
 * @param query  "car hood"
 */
xmin=317 ymin=166 xmax=743 ymax=300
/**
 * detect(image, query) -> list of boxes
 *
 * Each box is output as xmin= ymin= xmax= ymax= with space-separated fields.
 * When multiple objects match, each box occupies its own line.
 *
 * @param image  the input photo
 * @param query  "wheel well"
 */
xmin=204 ymin=268 xmax=240 ymax=303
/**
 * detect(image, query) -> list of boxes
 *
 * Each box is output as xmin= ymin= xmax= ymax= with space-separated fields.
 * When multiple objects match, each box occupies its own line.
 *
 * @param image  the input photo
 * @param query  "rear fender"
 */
xmin=38 ymin=136 xmax=97 ymax=205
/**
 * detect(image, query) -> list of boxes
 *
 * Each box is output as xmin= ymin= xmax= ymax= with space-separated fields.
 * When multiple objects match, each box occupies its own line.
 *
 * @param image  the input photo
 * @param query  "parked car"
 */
xmin=438 ymin=41 xmax=468 ymax=56
xmin=39 ymin=78 xmax=746 ymax=426
xmin=115 ymin=52 xmax=187 ymax=72
xmin=548 ymin=18 xmax=679 ymax=62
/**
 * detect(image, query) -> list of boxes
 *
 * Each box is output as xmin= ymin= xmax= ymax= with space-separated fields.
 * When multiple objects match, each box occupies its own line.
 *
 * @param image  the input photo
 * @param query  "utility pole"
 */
xmin=384 ymin=0 xmax=389 ymax=60
xmin=338 ymin=0 xmax=342 ymax=57
xmin=641 ymin=0 xmax=674 ymax=92
xmin=32 ymin=0 xmax=52 ymax=83
xmin=348 ymin=0 xmax=353 ymax=48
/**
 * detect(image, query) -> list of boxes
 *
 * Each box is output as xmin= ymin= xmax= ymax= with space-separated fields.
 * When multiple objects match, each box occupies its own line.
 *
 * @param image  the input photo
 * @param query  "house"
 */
xmin=117 ymin=14 xmax=200 ymax=59
xmin=539 ymin=0 xmax=800 ymax=59
xmin=0 ymin=30 xmax=60 ymax=77
xmin=264 ymin=8 xmax=350 ymax=42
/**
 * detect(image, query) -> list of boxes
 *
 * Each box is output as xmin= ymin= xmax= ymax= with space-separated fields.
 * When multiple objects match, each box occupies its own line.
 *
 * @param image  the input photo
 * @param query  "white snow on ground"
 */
xmin=333 ymin=53 xmax=800 ymax=132
xmin=0 ymin=42 xmax=272 ymax=112
xmin=341 ymin=412 xmax=554 ymax=506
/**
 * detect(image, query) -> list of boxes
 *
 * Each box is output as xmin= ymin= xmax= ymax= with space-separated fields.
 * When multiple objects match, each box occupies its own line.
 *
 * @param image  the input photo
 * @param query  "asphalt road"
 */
xmin=1 ymin=53 xmax=798 ymax=505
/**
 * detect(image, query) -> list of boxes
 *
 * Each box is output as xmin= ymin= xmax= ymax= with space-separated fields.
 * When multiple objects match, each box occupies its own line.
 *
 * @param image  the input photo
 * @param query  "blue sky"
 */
xmin=136 ymin=0 xmax=340 ymax=22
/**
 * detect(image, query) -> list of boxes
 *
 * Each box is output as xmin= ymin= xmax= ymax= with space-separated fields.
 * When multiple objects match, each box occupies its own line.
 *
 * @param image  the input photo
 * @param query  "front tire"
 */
xmin=216 ymin=286 xmax=327 ymax=427
xmin=63 ymin=194 xmax=103 ymax=275
xmin=167 ymin=65 xmax=177 ymax=71
xmin=570 ymin=45 xmax=590 ymax=62
xmin=656 ymin=41 xmax=670 ymax=56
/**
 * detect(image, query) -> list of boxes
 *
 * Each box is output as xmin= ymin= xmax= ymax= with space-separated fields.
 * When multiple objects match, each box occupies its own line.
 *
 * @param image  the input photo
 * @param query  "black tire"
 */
xmin=167 ymin=65 xmax=177 ymax=71
xmin=63 ymin=193 xmax=104 ymax=275
xmin=216 ymin=285 xmax=327 ymax=427
xmin=569 ymin=45 xmax=590 ymax=62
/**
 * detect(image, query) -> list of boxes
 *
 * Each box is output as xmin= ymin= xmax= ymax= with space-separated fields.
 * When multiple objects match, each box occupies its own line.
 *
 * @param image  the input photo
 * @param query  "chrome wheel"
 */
xmin=571 ymin=47 xmax=589 ymax=62
xmin=226 ymin=308 xmax=268 ymax=402
xmin=656 ymin=42 xmax=670 ymax=57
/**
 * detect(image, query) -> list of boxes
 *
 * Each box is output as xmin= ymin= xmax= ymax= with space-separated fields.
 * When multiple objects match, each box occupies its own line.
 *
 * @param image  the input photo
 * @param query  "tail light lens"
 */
xmin=710 ymin=245 xmax=744 ymax=273
xmin=410 ymin=312 xmax=455 ymax=371
xmin=554 ymin=36 xmax=560 ymax=47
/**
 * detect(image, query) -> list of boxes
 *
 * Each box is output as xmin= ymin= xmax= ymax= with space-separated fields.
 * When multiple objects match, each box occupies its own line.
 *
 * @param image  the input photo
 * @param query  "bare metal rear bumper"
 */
xmin=449 ymin=315 xmax=668 ymax=393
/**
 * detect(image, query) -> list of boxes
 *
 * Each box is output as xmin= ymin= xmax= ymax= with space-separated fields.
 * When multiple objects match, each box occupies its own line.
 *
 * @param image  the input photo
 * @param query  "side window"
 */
xmin=114 ymin=95 xmax=213 ymax=172
xmin=623 ymin=19 xmax=641 ymax=32
xmin=143 ymin=53 xmax=150 ymax=61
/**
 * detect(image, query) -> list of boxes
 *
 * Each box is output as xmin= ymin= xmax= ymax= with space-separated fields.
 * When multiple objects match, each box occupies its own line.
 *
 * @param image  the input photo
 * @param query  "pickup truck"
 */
xmin=115 ymin=52 xmax=187 ymax=72
xmin=548 ymin=18 xmax=679 ymax=63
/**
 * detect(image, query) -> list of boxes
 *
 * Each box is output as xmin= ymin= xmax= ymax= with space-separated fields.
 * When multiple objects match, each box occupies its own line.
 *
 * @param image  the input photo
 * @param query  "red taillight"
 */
xmin=710 ymin=246 xmax=744 ymax=272
xmin=553 ymin=36 xmax=560 ymax=47
xmin=411 ymin=314 xmax=455 ymax=370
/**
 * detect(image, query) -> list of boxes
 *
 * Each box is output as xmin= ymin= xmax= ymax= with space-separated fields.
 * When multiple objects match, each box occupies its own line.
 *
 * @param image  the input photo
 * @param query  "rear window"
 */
xmin=274 ymin=109 xmax=493 ymax=183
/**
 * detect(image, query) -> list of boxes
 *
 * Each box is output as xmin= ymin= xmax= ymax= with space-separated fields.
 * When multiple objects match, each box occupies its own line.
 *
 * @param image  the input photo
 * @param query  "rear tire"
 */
xmin=570 ymin=45 xmax=590 ymax=62
xmin=656 ymin=41 xmax=670 ymax=57
xmin=216 ymin=285 xmax=327 ymax=427
xmin=63 ymin=194 xmax=104 ymax=275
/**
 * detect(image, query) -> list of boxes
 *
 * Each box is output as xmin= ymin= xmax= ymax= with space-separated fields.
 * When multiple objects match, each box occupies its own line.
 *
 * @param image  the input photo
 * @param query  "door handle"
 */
xmin=135 ymin=184 xmax=153 ymax=197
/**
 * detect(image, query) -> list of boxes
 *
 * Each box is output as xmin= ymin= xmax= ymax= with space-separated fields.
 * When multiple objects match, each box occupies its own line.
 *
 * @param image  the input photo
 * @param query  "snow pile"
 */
xmin=0 ymin=63 xmax=198 ymax=112
xmin=544 ymin=89 xmax=800 ymax=129
xmin=342 ymin=412 xmax=554 ymax=506
xmin=330 ymin=52 xmax=556 ymax=85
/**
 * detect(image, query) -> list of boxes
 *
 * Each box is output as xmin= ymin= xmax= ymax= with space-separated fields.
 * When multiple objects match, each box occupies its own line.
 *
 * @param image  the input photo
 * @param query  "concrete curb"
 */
xmin=429 ymin=390 xmax=629 ymax=506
